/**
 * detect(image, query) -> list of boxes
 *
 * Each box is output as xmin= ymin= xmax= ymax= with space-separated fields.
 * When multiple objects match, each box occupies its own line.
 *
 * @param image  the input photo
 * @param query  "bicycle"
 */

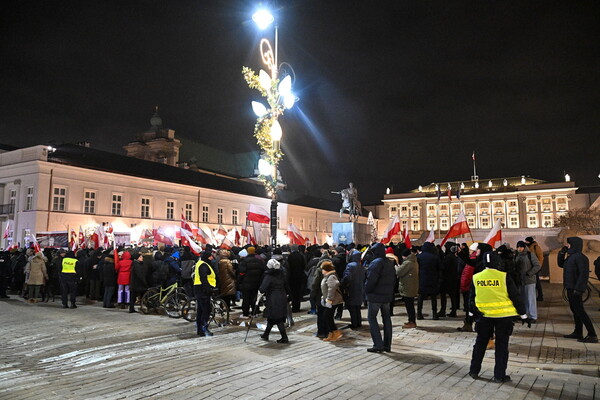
xmin=561 ymin=276 xmax=599 ymax=304
xmin=140 ymin=282 xmax=188 ymax=318
xmin=181 ymin=295 xmax=230 ymax=327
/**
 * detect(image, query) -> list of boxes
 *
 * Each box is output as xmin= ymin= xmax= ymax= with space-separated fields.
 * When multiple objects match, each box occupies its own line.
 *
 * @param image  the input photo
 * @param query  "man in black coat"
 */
xmin=129 ymin=251 xmax=149 ymax=313
xmin=287 ymin=244 xmax=307 ymax=312
xmin=364 ymin=243 xmax=396 ymax=353
xmin=417 ymin=242 xmax=442 ymax=320
xmin=558 ymin=237 xmax=597 ymax=343
xmin=238 ymin=246 xmax=266 ymax=317
xmin=439 ymin=242 xmax=459 ymax=318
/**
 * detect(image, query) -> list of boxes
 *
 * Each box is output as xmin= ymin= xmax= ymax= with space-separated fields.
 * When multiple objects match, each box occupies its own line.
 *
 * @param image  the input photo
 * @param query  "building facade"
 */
xmin=0 ymin=145 xmax=364 ymax=248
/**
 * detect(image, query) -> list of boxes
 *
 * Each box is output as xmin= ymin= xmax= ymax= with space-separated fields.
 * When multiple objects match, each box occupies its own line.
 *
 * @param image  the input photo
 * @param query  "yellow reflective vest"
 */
xmin=473 ymin=268 xmax=518 ymax=318
xmin=194 ymin=260 xmax=216 ymax=287
xmin=62 ymin=257 xmax=78 ymax=274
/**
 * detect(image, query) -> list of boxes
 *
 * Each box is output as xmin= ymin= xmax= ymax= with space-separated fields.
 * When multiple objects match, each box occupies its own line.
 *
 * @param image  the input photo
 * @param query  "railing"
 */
xmin=0 ymin=204 xmax=15 ymax=215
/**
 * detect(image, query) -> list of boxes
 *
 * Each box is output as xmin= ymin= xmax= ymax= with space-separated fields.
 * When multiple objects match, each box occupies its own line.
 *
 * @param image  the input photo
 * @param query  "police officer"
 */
xmin=468 ymin=251 xmax=529 ymax=383
xmin=193 ymin=251 xmax=217 ymax=337
xmin=60 ymin=250 xmax=80 ymax=309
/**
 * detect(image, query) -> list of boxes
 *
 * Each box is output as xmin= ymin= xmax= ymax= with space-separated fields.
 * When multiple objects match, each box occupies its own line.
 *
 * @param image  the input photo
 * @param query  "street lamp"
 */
xmin=243 ymin=7 xmax=296 ymax=246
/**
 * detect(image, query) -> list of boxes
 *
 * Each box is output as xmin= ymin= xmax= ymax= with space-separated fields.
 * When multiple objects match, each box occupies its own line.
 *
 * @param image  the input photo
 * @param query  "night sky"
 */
xmin=2 ymin=1 xmax=599 ymax=205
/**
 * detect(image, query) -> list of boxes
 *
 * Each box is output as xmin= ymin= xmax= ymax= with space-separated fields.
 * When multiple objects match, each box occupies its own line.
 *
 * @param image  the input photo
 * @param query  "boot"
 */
xmin=487 ymin=338 xmax=495 ymax=349
xmin=329 ymin=330 xmax=343 ymax=342
xmin=322 ymin=332 xmax=335 ymax=341
xmin=448 ymin=310 xmax=458 ymax=318
xmin=438 ymin=311 xmax=446 ymax=318
xmin=403 ymin=322 xmax=417 ymax=329
xmin=457 ymin=322 xmax=473 ymax=332
xmin=261 ymin=323 xmax=272 ymax=341
xmin=276 ymin=322 xmax=289 ymax=343
xmin=417 ymin=313 xmax=424 ymax=320
xmin=432 ymin=312 xmax=439 ymax=320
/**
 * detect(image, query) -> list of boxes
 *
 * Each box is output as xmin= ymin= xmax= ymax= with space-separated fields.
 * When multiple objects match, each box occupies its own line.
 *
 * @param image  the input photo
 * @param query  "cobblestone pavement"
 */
xmin=1 ymin=283 xmax=598 ymax=399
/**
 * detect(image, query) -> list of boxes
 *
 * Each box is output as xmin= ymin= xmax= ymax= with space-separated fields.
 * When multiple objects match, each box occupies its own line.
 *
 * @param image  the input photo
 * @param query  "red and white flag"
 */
xmin=78 ymin=226 xmax=84 ymax=247
xmin=181 ymin=213 xmax=193 ymax=232
xmin=483 ymin=218 xmax=503 ymax=247
xmin=402 ymin=225 xmax=412 ymax=249
xmin=196 ymin=227 xmax=211 ymax=245
xmin=440 ymin=210 xmax=471 ymax=247
xmin=2 ymin=220 xmax=10 ymax=239
xmin=154 ymin=226 xmax=174 ymax=246
xmin=381 ymin=215 xmax=401 ymax=244
xmin=70 ymin=228 xmax=77 ymax=251
xmin=91 ymin=225 xmax=105 ymax=249
xmin=287 ymin=224 xmax=305 ymax=246
xmin=425 ymin=227 xmax=435 ymax=243
xmin=217 ymin=225 xmax=228 ymax=237
xmin=26 ymin=230 xmax=41 ymax=253
xmin=220 ymin=236 xmax=233 ymax=250
xmin=247 ymin=204 xmax=270 ymax=224
xmin=181 ymin=228 xmax=202 ymax=256
xmin=234 ymin=229 xmax=241 ymax=246
xmin=313 ymin=233 xmax=318 ymax=246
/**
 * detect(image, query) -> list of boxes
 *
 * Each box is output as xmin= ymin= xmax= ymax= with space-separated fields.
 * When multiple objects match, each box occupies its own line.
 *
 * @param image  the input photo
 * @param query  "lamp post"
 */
xmin=243 ymin=7 xmax=296 ymax=247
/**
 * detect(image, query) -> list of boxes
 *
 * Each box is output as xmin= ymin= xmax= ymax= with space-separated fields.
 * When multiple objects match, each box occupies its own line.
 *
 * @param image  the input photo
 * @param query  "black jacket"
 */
xmin=238 ymin=255 xmax=266 ymax=292
xmin=557 ymin=237 xmax=589 ymax=292
xmin=364 ymin=243 xmax=395 ymax=303
xmin=417 ymin=242 xmax=442 ymax=296
xmin=259 ymin=268 xmax=290 ymax=320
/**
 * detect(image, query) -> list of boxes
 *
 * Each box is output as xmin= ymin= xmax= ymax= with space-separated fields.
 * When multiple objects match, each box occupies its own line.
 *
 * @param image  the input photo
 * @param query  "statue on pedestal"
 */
xmin=332 ymin=182 xmax=362 ymax=221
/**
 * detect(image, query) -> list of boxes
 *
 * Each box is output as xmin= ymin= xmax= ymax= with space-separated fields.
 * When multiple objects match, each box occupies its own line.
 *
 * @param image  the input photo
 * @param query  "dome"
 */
xmin=150 ymin=111 xmax=162 ymax=128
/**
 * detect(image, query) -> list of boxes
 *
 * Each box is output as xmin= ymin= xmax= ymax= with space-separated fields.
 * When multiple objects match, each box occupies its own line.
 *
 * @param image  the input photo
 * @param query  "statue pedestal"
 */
xmin=332 ymin=222 xmax=370 ymax=245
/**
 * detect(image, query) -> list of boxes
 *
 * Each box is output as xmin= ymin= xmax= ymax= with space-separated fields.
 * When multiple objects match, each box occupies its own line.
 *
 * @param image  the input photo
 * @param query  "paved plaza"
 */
xmin=1 ymin=283 xmax=599 ymax=400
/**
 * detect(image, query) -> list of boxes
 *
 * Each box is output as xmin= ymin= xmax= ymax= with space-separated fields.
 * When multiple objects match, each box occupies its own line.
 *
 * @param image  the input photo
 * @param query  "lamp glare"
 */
xmin=252 ymin=101 xmax=268 ymax=117
xmin=270 ymin=120 xmax=282 ymax=141
xmin=258 ymin=158 xmax=272 ymax=176
xmin=252 ymin=9 xmax=274 ymax=30
xmin=259 ymin=69 xmax=272 ymax=91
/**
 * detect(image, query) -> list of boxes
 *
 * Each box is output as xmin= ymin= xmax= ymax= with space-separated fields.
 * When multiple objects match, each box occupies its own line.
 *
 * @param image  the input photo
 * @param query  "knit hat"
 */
xmin=469 ymin=243 xmax=479 ymax=252
xmin=524 ymin=237 xmax=534 ymax=244
xmin=247 ymin=246 xmax=256 ymax=255
xmin=267 ymin=259 xmax=280 ymax=269
xmin=385 ymin=247 xmax=395 ymax=255
xmin=402 ymin=249 xmax=411 ymax=257
xmin=516 ymin=241 xmax=527 ymax=248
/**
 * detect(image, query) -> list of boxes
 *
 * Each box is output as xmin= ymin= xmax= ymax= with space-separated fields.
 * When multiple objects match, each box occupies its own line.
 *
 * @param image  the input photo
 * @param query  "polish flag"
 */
xmin=425 ymin=227 xmax=435 ymax=243
xmin=247 ymin=204 xmax=270 ymax=224
xmin=220 ymin=236 xmax=233 ymax=250
xmin=196 ymin=227 xmax=211 ymax=245
xmin=402 ymin=226 xmax=412 ymax=249
xmin=91 ymin=225 xmax=105 ymax=249
xmin=234 ymin=229 xmax=241 ymax=246
xmin=78 ymin=226 xmax=84 ymax=247
xmin=313 ymin=233 xmax=318 ymax=246
xmin=287 ymin=224 xmax=305 ymax=246
xmin=26 ymin=230 xmax=41 ymax=253
xmin=381 ymin=215 xmax=401 ymax=244
xmin=154 ymin=227 xmax=174 ymax=246
xmin=2 ymin=220 xmax=10 ymax=239
xmin=217 ymin=225 xmax=228 ymax=237
xmin=483 ymin=219 xmax=503 ymax=247
xmin=304 ymin=236 xmax=310 ymax=246
xmin=70 ymin=228 xmax=77 ymax=251
xmin=440 ymin=210 xmax=471 ymax=247
xmin=181 ymin=213 xmax=193 ymax=232
xmin=181 ymin=228 xmax=202 ymax=256
xmin=241 ymin=221 xmax=249 ymax=244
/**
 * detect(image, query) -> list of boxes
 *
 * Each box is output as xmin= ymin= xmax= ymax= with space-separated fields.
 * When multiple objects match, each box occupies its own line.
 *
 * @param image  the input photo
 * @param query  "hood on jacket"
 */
xmin=482 ymin=251 xmax=501 ymax=269
xmin=348 ymin=249 xmax=361 ymax=264
xmin=121 ymin=251 xmax=132 ymax=260
xmin=421 ymin=242 xmax=436 ymax=254
xmin=371 ymin=242 xmax=386 ymax=259
xmin=567 ymin=237 xmax=583 ymax=254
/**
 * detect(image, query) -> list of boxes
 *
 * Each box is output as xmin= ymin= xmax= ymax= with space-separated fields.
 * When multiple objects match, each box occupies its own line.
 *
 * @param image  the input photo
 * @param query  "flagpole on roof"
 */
xmin=471 ymin=151 xmax=479 ymax=181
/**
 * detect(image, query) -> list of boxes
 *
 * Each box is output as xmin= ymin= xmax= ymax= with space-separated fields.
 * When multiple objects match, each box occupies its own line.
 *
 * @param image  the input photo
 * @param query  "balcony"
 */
xmin=0 ymin=204 xmax=15 ymax=216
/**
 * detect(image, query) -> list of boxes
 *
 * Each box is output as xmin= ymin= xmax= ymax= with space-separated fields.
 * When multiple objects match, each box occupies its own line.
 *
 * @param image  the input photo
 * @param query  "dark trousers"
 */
xmin=417 ymin=294 xmax=438 ymax=318
xmin=103 ymin=286 xmax=115 ymax=308
xmin=129 ymin=290 xmax=142 ymax=312
xmin=347 ymin=304 xmax=362 ymax=328
xmin=89 ymin=279 xmax=101 ymax=300
xmin=60 ymin=274 xmax=78 ymax=306
xmin=403 ymin=297 xmax=416 ymax=323
xmin=439 ymin=289 xmax=458 ymax=314
xmin=290 ymin=285 xmax=303 ymax=312
xmin=535 ymin=273 xmax=544 ymax=299
xmin=194 ymin=287 xmax=211 ymax=333
xmin=323 ymin=305 xmax=337 ymax=332
xmin=242 ymin=289 xmax=258 ymax=317
xmin=567 ymin=289 xmax=596 ymax=336
xmin=367 ymin=301 xmax=392 ymax=350
xmin=0 ymin=276 xmax=10 ymax=297
xmin=316 ymin=304 xmax=330 ymax=337
xmin=264 ymin=319 xmax=288 ymax=340
xmin=469 ymin=317 xmax=513 ymax=379
xmin=334 ymin=303 xmax=344 ymax=319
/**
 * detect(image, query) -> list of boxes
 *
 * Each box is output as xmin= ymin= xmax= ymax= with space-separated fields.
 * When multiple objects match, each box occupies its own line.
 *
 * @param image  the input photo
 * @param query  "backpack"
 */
xmin=152 ymin=260 xmax=169 ymax=286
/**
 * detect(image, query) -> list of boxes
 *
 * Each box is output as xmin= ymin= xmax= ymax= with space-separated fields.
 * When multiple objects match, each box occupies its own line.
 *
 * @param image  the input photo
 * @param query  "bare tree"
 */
xmin=555 ymin=208 xmax=600 ymax=235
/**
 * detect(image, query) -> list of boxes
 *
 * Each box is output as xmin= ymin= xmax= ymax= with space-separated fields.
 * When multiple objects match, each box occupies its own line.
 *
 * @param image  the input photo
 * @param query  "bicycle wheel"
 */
xmin=182 ymin=298 xmax=197 ymax=322
xmin=140 ymin=287 xmax=160 ymax=314
xmin=211 ymin=298 xmax=230 ymax=327
xmin=164 ymin=291 xmax=188 ymax=318
xmin=562 ymin=287 xmax=569 ymax=303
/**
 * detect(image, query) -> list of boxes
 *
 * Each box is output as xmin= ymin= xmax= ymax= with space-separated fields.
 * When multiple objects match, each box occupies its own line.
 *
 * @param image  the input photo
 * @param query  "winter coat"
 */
xmin=310 ymin=256 xmax=331 ymax=303
xmin=417 ymin=242 xmax=442 ymax=296
xmin=396 ymin=253 xmax=418 ymax=298
xmin=515 ymin=250 xmax=541 ymax=286
xmin=180 ymin=260 xmax=195 ymax=280
xmin=287 ymin=250 xmax=307 ymax=294
xmin=557 ymin=237 xmax=589 ymax=292
xmin=364 ymin=243 xmax=396 ymax=303
xmin=238 ymin=255 xmax=265 ymax=292
xmin=99 ymin=256 xmax=117 ymax=287
xmin=218 ymin=257 xmax=237 ymax=296
xmin=459 ymin=252 xmax=477 ymax=293
xmin=441 ymin=252 xmax=459 ymax=293
xmin=115 ymin=252 xmax=132 ymax=285
xmin=130 ymin=259 xmax=149 ymax=293
xmin=259 ymin=268 xmax=289 ymax=320
xmin=332 ymin=252 xmax=347 ymax=281
xmin=341 ymin=250 xmax=366 ymax=306
xmin=321 ymin=271 xmax=344 ymax=306
xmin=25 ymin=252 xmax=48 ymax=285
xmin=527 ymin=241 xmax=544 ymax=266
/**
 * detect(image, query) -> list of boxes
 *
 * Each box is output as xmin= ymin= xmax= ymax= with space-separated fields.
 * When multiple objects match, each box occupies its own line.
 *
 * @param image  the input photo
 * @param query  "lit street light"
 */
xmin=243 ymin=7 xmax=296 ymax=246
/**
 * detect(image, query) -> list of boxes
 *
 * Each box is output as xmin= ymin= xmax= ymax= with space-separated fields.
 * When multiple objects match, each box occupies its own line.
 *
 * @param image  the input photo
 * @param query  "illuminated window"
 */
xmin=52 ymin=186 xmax=66 ymax=212
xmin=528 ymin=215 xmax=538 ymax=228
xmin=25 ymin=186 xmax=34 ymax=211
xmin=232 ymin=209 xmax=239 ymax=225
xmin=202 ymin=205 xmax=209 ymax=222
xmin=112 ymin=194 xmax=122 ymax=216
xmin=185 ymin=203 xmax=193 ymax=221
xmin=141 ymin=198 xmax=151 ymax=218
xmin=217 ymin=207 xmax=224 ymax=224
xmin=166 ymin=201 xmax=175 ymax=220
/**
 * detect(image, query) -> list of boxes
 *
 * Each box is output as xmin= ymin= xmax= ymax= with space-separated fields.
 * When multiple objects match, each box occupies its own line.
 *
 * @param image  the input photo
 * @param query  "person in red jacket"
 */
xmin=115 ymin=251 xmax=132 ymax=308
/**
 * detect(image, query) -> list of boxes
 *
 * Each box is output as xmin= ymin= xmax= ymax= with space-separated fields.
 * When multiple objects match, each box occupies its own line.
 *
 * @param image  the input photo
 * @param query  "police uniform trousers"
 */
xmin=60 ymin=273 xmax=78 ymax=306
xmin=469 ymin=316 xmax=513 ymax=379
xmin=194 ymin=285 xmax=211 ymax=333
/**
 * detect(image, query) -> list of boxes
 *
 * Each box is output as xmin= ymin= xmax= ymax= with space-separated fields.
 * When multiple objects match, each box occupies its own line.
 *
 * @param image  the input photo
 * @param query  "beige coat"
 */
xmin=25 ymin=252 xmax=48 ymax=286
xmin=321 ymin=271 xmax=344 ymax=305
xmin=396 ymin=253 xmax=419 ymax=298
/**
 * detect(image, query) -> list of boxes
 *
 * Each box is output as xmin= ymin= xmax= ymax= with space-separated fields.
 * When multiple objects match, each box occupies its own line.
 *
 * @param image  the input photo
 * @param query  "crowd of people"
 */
xmin=1 ymin=234 xmax=598 ymax=380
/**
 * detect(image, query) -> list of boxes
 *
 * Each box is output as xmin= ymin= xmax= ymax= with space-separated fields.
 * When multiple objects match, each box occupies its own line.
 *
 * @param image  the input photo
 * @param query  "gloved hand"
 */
xmin=520 ymin=314 xmax=531 ymax=328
